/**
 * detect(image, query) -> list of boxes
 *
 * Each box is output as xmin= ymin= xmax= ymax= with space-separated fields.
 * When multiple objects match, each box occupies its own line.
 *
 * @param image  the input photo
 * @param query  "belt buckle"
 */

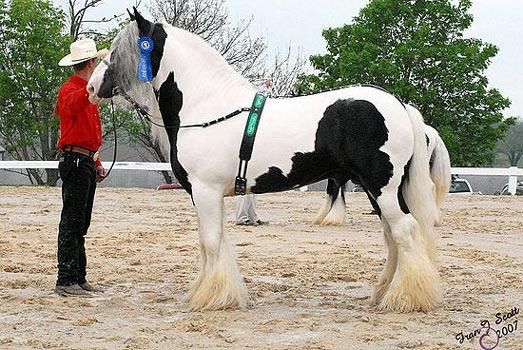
xmin=93 ymin=151 xmax=99 ymax=161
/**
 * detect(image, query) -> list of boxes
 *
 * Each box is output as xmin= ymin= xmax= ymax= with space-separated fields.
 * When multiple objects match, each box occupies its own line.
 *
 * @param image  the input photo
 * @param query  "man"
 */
xmin=54 ymin=38 xmax=108 ymax=296
xmin=236 ymin=194 xmax=264 ymax=226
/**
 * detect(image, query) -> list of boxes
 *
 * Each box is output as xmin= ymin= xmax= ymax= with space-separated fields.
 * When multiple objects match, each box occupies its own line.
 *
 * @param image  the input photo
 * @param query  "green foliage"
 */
xmin=296 ymin=0 xmax=514 ymax=166
xmin=496 ymin=121 xmax=523 ymax=166
xmin=0 ymin=0 xmax=70 ymax=184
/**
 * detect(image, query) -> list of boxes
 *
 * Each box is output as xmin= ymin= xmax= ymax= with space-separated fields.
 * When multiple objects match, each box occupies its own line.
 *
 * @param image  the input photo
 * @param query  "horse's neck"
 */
xmin=158 ymin=28 xmax=256 ymax=121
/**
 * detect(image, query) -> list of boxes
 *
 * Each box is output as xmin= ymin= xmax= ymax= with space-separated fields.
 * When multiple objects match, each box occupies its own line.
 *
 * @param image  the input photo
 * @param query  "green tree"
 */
xmin=0 ymin=0 xmax=70 ymax=185
xmin=296 ymin=0 xmax=513 ymax=166
xmin=496 ymin=121 xmax=523 ymax=167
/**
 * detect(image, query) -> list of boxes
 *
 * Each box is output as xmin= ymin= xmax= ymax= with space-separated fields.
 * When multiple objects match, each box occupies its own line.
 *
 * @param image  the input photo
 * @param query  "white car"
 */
xmin=499 ymin=181 xmax=523 ymax=195
xmin=449 ymin=178 xmax=474 ymax=194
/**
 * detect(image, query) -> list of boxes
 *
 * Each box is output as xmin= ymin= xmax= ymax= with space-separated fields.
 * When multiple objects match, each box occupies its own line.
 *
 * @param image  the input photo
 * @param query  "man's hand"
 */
xmin=96 ymin=165 xmax=106 ymax=182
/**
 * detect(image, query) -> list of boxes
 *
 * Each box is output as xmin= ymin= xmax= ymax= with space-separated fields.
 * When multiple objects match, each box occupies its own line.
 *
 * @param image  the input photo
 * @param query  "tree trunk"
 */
xmin=513 ymin=152 xmax=522 ymax=167
xmin=160 ymin=170 xmax=173 ymax=184
xmin=28 ymin=168 xmax=45 ymax=185
xmin=46 ymin=168 xmax=60 ymax=186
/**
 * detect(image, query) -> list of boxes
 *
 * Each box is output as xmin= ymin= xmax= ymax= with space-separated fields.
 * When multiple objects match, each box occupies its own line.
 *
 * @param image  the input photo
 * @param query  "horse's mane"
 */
xmin=167 ymin=27 xmax=253 ymax=91
xmin=111 ymin=22 xmax=157 ymax=113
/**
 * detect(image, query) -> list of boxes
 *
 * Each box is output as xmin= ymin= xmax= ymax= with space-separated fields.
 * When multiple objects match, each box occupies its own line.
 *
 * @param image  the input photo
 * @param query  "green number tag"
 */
xmin=254 ymin=95 xmax=264 ymax=109
xmin=246 ymin=113 xmax=259 ymax=136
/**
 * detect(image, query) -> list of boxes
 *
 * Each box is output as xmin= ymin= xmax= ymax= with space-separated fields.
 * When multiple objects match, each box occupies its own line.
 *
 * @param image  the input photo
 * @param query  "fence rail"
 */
xmin=1 ymin=161 xmax=521 ymax=194
xmin=0 ymin=161 xmax=172 ymax=171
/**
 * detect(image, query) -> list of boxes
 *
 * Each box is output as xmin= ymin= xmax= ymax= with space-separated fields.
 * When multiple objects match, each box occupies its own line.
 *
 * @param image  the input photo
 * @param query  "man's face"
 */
xmin=86 ymin=59 xmax=97 ymax=78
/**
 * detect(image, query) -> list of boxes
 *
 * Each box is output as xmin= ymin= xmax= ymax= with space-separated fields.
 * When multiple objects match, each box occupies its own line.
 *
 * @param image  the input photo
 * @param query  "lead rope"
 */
xmin=103 ymin=99 xmax=118 ymax=178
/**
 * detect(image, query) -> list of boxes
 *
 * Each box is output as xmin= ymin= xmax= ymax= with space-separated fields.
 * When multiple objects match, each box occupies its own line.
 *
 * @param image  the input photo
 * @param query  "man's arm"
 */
xmin=95 ymin=159 xmax=106 ymax=182
xmin=57 ymin=84 xmax=91 ymax=117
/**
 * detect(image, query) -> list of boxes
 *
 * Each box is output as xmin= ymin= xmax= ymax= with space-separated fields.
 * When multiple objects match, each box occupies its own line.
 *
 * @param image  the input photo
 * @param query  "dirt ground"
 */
xmin=0 ymin=186 xmax=522 ymax=350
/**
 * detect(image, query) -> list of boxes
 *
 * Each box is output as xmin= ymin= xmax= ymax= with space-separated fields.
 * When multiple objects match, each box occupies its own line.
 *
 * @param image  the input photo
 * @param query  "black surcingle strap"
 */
xmin=235 ymin=93 xmax=267 ymax=195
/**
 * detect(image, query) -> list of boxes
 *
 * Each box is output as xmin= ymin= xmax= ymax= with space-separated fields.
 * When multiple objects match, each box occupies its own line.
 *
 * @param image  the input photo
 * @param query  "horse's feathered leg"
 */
xmin=376 ymin=107 xmax=441 ymax=312
xmin=313 ymin=179 xmax=347 ymax=226
xmin=370 ymin=219 xmax=398 ymax=306
xmin=321 ymin=182 xmax=347 ymax=225
xmin=313 ymin=179 xmax=337 ymax=224
xmin=187 ymin=183 xmax=248 ymax=311
xmin=376 ymin=187 xmax=441 ymax=312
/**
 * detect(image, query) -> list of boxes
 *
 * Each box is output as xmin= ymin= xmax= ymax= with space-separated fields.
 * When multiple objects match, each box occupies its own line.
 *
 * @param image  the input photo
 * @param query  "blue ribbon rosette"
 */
xmin=138 ymin=37 xmax=154 ymax=81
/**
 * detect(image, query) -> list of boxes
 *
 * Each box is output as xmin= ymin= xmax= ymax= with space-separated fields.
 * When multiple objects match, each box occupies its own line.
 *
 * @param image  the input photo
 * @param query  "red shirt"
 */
xmin=55 ymin=76 xmax=102 ymax=155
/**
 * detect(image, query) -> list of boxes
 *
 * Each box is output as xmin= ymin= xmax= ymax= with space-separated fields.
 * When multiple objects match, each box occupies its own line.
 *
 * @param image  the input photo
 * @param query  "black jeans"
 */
xmin=56 ymin=152 xmax=97 ymax=286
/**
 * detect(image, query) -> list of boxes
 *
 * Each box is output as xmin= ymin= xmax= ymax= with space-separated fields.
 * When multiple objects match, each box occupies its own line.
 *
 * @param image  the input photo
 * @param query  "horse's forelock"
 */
xmin=110 ymin=22 xmax=157 ymax=110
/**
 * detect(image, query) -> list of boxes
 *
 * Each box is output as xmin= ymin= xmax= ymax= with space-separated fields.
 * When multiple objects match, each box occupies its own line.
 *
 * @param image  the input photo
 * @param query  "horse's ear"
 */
xmin=127 ymin=8 xmax=135 ymax=21
xmin=133 ymin=6 xmax=150 ymax=34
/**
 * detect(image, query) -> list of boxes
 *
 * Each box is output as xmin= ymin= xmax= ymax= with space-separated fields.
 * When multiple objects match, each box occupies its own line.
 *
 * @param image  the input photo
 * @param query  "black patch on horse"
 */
xmin=252 ymin=99 xmax=394 ymax=199
xmin=155 ymin=72 xmax=192 ymax=196
xmin=427 ymin=134 xmax=436 ymax=169
xmin=251 ymin=149 xmax=336 ymax=193
xmin=398 ymin=162 xmax=410 ymax=214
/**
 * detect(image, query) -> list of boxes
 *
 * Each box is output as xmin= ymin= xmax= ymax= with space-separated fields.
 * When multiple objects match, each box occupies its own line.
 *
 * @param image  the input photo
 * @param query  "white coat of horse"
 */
xmin=88 ymin=9 xmax=441 ymax=312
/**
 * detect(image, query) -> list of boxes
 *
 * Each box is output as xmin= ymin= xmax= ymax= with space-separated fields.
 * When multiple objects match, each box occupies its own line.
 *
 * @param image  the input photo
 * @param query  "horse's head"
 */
xmin=88 ymin=7 xmax=166 ymax=104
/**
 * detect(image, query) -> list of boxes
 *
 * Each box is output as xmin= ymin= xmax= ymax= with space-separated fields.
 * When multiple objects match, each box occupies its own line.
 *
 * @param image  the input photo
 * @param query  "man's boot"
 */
xmin=55 ymin=284 xmax=92 ymax=297
xmin=79 ymin=281 xmax=104 ymax=293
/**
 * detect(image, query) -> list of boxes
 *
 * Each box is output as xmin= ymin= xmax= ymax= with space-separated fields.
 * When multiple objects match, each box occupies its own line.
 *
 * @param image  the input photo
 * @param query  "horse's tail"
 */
xmin=424 ymin=124 xmax=451 ymax=225
xmin=430 ymin=131 xmax=451 ymax=209
xmin=403 ymin=105 xmax=439 ymax=258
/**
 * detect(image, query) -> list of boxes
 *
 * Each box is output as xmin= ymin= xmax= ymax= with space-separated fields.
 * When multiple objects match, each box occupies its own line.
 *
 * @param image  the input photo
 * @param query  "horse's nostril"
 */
xmin=87 ymin=84 xmax=95 ymax=95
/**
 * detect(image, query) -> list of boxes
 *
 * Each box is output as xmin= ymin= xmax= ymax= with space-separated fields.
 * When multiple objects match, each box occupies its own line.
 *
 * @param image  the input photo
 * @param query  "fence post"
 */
xmin=508 ymin=166 xmax=518 ymax=195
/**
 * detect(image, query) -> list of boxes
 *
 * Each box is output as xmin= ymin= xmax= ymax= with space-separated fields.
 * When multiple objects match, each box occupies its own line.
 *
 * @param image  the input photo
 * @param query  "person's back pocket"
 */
xmin=58 ymin=156 xmax=75 ymax=181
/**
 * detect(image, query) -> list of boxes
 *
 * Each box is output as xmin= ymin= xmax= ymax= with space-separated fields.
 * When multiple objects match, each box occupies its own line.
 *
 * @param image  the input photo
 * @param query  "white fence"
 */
xmin=0 ymin=161 xmax=521 ymax=195
xmin=0 ymin=161 xmax=172 ymax=171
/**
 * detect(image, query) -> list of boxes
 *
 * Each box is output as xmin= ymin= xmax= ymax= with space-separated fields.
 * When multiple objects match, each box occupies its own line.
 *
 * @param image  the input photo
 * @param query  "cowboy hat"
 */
xmin=58 ymin=38 xmax=109 ymax=67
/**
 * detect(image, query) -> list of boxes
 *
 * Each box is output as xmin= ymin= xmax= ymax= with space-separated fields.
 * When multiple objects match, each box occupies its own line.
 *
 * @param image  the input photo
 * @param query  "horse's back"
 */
xmin=249 ymin=86 xmax=414 ymax=193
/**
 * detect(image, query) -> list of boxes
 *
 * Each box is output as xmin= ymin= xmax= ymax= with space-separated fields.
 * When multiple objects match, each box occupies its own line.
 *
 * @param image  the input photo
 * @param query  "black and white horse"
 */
xmin=88 ymin=9 xmax=441 ymax=312
xmin=314 ymin=118 xmax=451 ymax=226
